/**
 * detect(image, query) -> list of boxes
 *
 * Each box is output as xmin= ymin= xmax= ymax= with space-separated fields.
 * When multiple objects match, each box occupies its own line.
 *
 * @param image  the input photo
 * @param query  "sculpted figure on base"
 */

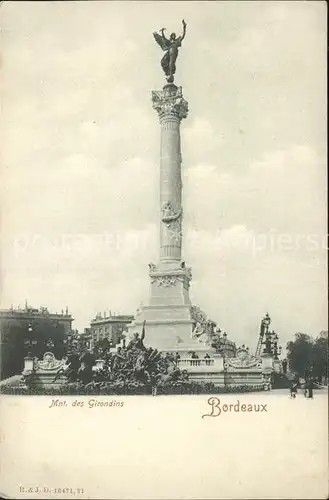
xmin=127 ymin=320 xmax=146 ymax=351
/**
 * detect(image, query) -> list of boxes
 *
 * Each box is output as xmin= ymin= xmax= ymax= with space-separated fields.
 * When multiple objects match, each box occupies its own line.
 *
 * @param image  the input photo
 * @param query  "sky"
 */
xmin=1 ymin=1 xmax=327 ymax=350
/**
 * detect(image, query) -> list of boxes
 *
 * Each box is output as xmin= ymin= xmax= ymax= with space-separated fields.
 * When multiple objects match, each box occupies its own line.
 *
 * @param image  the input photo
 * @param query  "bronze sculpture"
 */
xmin=153 ymin=19 xmax=187 ymax=83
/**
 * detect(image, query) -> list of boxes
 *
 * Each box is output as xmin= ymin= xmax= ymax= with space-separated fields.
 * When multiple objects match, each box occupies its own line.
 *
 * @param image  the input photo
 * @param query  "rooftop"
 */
xmin=91 ymin=312 xmax=134 ymax=324
xmin=0 ymin=304 xmax=73 ymax=319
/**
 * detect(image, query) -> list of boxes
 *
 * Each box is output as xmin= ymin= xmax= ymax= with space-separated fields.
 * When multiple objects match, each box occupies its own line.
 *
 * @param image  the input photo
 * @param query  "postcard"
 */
xmin=0 ymin=1 xmax=327 ymax=499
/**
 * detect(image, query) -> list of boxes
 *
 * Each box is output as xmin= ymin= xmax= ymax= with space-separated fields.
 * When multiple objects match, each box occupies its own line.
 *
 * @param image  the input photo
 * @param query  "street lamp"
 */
xmin=24 ymin=324 xmax=37 ymax=356
xmin=66 ymin=332 xmax=73 ymax=355
xmin=261 ymin=313 xmax=271 ymax=336
xmin=262 ymin=326 xmax=282 ymax=358
xmin=45 ymin=338 xmax=55 ymax=350
xmin=24 ymin=338 xmax=37 ymax=349
xmin=272 ymin=339 xmax=282 ymax=360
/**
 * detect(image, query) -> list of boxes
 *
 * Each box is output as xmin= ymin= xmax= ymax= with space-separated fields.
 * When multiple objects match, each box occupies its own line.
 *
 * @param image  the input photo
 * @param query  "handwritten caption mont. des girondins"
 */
xmin=48 ymin=399 xmax=124 ymax=409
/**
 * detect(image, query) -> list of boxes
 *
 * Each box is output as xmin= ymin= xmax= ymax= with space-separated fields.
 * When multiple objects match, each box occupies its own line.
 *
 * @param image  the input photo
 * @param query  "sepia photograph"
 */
xmin=0 ymin=1 xmax=327 ymax=498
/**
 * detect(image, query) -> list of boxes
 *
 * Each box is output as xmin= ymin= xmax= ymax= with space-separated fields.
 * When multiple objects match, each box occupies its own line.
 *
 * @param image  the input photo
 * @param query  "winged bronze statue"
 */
xmin=153 ymin=20 xmax=187 ymax=83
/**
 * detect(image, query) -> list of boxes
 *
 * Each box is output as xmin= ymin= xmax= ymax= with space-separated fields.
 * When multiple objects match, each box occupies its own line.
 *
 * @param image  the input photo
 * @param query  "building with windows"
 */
xmin=74 ymin=328 xmax=92 ymax=352
xmin=0 ymin=304 xmax=74 ymax=379
xmin=90 ymin=312 xmax=134 ymax=349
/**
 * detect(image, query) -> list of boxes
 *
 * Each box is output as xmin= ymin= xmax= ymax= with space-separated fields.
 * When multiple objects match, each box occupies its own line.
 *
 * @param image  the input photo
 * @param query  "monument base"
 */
xmin=128 ymin=262 xmax=215 ymax=355
xmin=129 ymin=305 xmax=213 ymax=355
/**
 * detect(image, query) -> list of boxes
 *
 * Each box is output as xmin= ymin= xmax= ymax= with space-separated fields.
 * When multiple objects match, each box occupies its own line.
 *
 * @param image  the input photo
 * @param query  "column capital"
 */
xmin=152 ymin=84 xmax=188 ymax=121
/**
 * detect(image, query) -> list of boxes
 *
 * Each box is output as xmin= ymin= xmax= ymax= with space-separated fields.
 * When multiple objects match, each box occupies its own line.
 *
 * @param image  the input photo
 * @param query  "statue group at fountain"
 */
xmin=22 ymin=321 xmax=189 ymax=394
xmin=153 ymin=19 xmax=187 ymax=84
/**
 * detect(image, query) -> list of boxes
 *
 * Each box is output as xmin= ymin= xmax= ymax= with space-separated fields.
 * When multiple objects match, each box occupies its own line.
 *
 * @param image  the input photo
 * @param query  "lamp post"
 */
xmin=66 ymin=332 xmax=73 ymax=355
xmin=45 ymin=338 xmax=55 ymax=351
xmin=24 ymin=324 xmax=37 ymax=356
xmin=219 ymin=332 xmax=227 ymax=390
xmin=262 ymin=328 xmax=282 ymax=358
xmin=72 ymin=337 xmax=78 ymax=353
xmin=261 ymin=313 xmax=271 ymax=337
xmin=271 ymin=332 xmax=282 ymax=360
xmin=24 ymin=338 xmax=37 ymax=356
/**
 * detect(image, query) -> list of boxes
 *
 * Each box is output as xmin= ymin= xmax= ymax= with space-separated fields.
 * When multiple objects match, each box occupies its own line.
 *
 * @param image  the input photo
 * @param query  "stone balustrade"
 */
xmin=179 ymin=358 xmax=214 ymax=367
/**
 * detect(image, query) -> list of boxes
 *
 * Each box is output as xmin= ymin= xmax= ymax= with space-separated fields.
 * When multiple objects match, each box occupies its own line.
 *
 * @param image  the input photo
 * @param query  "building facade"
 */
xmin=90 ymin=313 xmax=134 ymax=349
xmin=74 ymin=328 xmax=92 ymax=352
xmin=0 ymin=304 xmax=73 ymax=379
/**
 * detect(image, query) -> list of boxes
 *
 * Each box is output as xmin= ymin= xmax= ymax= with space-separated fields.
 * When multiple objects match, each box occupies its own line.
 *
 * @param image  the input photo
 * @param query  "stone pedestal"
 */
xmin=130 ymin=263 xmax=207 ymax=353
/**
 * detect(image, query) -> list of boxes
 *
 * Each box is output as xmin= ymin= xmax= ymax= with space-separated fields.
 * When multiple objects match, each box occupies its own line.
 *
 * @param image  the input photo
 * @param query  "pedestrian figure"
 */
xmin=305 ymin=378 xmax=314 ymax=399
xmin=290 ymin=381 xmax=298 ymax=398
xmin=150 ymin=373 xmax=158 ymax=397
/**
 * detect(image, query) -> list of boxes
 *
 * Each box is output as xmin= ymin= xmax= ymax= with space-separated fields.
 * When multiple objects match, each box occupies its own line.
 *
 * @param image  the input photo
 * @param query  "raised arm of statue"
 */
xmin=160 ymin=28 xmax=169 ymax=42
xmin=179 ymin=19 xmax=187 ymax=42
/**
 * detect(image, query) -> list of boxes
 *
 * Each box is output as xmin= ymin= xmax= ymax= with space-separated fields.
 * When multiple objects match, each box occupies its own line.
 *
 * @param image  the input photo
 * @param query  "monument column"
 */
xmin=127 ymin=82 xmax=196 ymax=350
xmin=149 ymin=83 xmax=191 ymax=306
xmin=152 ymin=84 xmax=188 ymax=263
xmin=127 ymin=21 xmax=214 ymax=354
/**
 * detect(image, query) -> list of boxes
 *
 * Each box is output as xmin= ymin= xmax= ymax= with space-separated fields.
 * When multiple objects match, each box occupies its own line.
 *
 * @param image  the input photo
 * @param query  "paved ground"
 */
xmin=261 ymin=386 xmax=328 ymax=396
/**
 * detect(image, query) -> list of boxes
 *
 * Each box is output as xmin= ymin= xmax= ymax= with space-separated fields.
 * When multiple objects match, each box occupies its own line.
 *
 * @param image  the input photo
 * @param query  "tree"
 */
xmin=94 ymin=338 xmax=112 ymax=354
xmin=286 ymin=333 xmax=313 ymax=378
xmin=312 ymin=334 xmax=328 ymax=384
xmin=287 ymin=332 xmax=328 ymax=383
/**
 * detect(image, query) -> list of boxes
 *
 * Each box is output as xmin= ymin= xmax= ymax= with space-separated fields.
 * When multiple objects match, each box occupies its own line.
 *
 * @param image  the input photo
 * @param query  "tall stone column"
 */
xmin=149 ymin=84 xmax=191 ymax=307
xmin=152 ymin=84 xmax=188 ymax=263
xmin=128 ymin=83 xmax=209 ymax=354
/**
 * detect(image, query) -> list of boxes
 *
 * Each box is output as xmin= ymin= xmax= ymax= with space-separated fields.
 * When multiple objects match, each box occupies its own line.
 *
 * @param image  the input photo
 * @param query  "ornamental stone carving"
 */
xmin=151 ymin=275 xmax=179 ymax=287
xmin=224 ymin=350 xmax=262 ymax=369
xmin=152 ymin=85 xmax=188 ymax=120
xmin=35 ymin=352 xmax=63 ymax=371
xmin=185 ymin=266 xmax=192 ymax=280
xmin=167 ymin=222 xmax=182 ymax=246
xmin=151 ymin=273 xmax=190 ymax=290
xmin=190 ymin=306 xmax=214 ymax=344
xmin=191 ymin=321 xmax=210 ymax=345
xmin=161 ymin=201 xmax=182 ymax=227
xmin=190 ymin=305 xmax=207 ymax=325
